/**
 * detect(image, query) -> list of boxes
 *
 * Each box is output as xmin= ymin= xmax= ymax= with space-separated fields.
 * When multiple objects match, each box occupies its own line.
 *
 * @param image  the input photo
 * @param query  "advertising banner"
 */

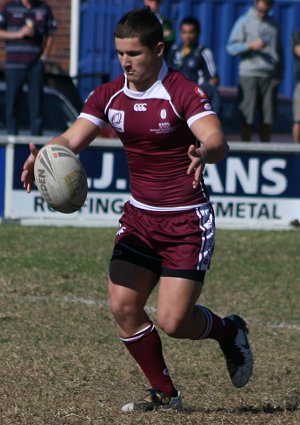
xmin=3 ymin=138 xmax=300 ymax=229
xmin=204 ymin=151 xmax=300 ymax=228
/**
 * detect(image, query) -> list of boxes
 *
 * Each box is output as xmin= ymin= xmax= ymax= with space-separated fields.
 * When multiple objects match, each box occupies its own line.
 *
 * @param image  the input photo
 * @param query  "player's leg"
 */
xmin=109 ymin=252 xmax=181 ymax=411
xmin=108 ymin=258 xmax=157 ymax=336
xmin=156 ymin=275 xmax=232 ymax=340
xmin=4 ymin=68 xmax=26 ymax=135
xmin=156 ymin=204 xmax=253 ymax=388
xmin=157 ymin=274 xmax=253 ymax=389
xmin=27 ymin=60 xmax=44 ymax=135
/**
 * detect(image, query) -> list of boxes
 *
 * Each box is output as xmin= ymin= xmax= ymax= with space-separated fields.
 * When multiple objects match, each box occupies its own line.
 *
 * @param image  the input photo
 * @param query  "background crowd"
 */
xmin=0 ymin=0 xmax=300 ymax=142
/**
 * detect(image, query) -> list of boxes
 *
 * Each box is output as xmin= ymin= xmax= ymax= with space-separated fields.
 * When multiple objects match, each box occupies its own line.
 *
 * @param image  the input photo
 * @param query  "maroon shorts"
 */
xmin=110 ymin=201 xmax=215 ymax=282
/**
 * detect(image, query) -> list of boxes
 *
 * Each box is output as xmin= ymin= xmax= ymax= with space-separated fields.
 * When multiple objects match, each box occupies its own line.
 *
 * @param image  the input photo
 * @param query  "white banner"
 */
xmin=2 ymin=137 xmax=300 ymax=229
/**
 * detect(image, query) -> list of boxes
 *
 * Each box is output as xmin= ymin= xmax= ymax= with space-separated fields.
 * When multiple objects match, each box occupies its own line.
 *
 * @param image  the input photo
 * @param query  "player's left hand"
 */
xmin=21 ymin=143 xmax=39 ymax=193
xmin=187 ymin=144 xmax=206 ymax=189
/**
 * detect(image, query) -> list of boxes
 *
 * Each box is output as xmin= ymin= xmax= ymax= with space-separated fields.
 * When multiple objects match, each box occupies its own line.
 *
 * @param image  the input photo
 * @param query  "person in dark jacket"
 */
xmin=168 ymin=16 xmax=221 ymax=113
xmin=0 ymin=0 xmax=57 ymax=135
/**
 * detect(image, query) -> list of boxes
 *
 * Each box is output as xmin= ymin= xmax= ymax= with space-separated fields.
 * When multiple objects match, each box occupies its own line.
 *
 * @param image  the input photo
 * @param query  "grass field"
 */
xmin=0 ymin=225 xmax=299 ymax=425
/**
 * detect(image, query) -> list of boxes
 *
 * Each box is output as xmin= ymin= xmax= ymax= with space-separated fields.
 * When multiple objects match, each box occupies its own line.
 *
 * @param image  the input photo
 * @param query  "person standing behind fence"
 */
xmin=291 ymin=28 xmax=300 ymax=144
xmin=226 ymin=0 xmax=282 ymax=142
xmin=144 ymin=0 xmax=175 ymax=58
xmin=168 ymin=16 xmax=221 ymax=113
xmin=0 ymin=0 xmax=57 ymax=136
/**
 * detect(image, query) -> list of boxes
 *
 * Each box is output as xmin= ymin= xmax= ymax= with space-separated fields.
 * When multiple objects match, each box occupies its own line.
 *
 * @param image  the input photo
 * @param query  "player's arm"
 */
xmin=48 ymin=117 xmax=101 ymax=153
xmin=21 ymin=118 xmax=100 ymax=193
xmin=187 ymin=114 xmax=229 ymax=189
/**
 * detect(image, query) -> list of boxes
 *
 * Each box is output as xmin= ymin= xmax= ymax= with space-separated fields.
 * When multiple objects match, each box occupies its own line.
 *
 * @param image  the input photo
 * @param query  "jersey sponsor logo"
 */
xmin=133 ymin=103 xmax=147 ymax=112
xmin=108 ymin=109 xmax=125 ymax=132
xmin=160 ymin=109 xmax=167 ymax=119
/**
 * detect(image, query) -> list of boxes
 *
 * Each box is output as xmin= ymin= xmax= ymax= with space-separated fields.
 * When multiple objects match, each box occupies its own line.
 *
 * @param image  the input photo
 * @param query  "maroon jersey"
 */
xmin=80 ymin=63 xmax=215 ymax=210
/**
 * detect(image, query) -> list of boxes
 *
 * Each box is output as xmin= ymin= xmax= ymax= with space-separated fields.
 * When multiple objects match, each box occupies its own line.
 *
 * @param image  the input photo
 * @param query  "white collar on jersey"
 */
xmin=123 ymin=61 xmax=169 ymax=99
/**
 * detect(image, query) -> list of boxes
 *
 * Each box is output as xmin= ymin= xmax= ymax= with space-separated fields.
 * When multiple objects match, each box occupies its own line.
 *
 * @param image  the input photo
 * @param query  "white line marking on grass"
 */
xmin=9 ymin=294 xmax=300 ymax=332
xmin=62 ymin=295 xmax=97 ymax=306
xmin=269 ymin=322 xmax=300 ymax=331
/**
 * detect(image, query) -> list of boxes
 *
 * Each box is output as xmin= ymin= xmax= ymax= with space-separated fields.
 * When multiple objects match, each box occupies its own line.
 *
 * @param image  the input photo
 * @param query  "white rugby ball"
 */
xmin=34 ymin=144 xmax=88 ymax=214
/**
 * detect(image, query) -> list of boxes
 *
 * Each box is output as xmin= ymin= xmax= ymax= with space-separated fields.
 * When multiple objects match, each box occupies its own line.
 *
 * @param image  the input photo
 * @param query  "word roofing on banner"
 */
xmin=1 ymin=137 xmax=300 ymax=229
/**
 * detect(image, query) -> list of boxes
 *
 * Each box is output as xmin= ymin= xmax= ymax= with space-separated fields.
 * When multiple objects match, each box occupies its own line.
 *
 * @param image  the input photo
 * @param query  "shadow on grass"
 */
xmin=183 ymin=402 xmax=299 ymax=415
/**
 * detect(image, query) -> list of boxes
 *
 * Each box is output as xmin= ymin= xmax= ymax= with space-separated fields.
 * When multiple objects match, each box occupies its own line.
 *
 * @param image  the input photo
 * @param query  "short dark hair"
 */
xmin=114 ymin=8 xmax=164 ymax=49
xmin=180 ymin=17 xmax=201 ymax=35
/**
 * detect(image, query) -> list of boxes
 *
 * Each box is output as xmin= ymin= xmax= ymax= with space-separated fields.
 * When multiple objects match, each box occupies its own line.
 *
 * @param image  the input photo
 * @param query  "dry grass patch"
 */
xmin=0 ymin=225 xmax=299 ymax=424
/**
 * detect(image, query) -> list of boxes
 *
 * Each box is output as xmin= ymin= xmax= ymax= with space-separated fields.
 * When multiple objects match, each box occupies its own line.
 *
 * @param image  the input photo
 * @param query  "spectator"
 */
xmin=168 ymin=16 xmax=221 ymax=113
xmin=226 ymin=0 xmax=282 ymax=142
xmin=291 ymin=28 xmax=300 ymax=143
xmin=144 ymin=0 xmax=175 ymax=58
xmin=0 ymin=0 xmax=57 ymax=135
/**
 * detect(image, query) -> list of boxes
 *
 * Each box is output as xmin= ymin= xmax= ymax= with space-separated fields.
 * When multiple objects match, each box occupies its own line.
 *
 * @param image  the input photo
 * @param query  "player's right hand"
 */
xmin=21 ymin=143 xmax=39 ymax=193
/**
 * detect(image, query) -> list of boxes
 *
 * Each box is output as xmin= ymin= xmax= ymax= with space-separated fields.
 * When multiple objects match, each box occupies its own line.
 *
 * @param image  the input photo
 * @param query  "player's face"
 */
xmin=115 ymin=37 xmax=164 ymax=91
xmin=180 ymin=24 xmax=199 ymax=47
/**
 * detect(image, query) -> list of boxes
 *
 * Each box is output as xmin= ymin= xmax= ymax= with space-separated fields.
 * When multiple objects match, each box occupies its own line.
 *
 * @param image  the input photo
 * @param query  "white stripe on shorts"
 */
xmin=195 ymin=205 xmax=215 ymax=270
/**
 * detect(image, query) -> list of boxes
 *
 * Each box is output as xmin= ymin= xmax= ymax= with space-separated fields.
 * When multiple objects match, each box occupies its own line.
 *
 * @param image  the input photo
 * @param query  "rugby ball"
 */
xmin=34 ymin=144 xmax=88 ymax=214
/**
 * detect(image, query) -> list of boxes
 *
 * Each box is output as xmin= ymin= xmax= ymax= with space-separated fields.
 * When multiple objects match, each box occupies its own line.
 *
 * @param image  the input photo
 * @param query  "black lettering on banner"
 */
xmin=272 ymin=204 xmax=281 ymax=219
xmin=257 ymin=204 xmax=269 ymax=219
xmin=249 ymin=203 xmax=257 ymax=218
xmin=96 ymin=198 xmax=109 ymax=213
xmin=34 ymin=196 xmax=46 ymax=211
xmin=111 ymin=199 xmax=123 ymax=214
xmin=215 ymin=202 xmax=234 ymax=217
xmin=34 ymin=196 xmax=56 ymax=212
xmin=213 ymin=200 xmax=282 ymax=220
xmin=236 ymin=203 xmax=246 ymax=218
xmin=79 ymin=197 xmax=126 ymax=215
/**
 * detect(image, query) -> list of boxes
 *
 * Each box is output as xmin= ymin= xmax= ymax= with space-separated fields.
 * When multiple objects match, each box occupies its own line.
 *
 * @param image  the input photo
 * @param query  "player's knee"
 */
xmin=109 ymin=297 xmax=134 ymax=324
xmin=156 ymin=314 xmax=184 ymax=338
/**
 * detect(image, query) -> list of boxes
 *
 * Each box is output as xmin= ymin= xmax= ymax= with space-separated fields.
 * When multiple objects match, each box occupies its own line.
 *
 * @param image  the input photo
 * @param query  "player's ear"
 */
xmin=156 ymin=41 xmax=164 ymax=58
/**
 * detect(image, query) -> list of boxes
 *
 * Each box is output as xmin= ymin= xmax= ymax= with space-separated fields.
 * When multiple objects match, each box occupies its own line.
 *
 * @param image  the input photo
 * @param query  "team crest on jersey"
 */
xmin=108 ymin=109 xmax=125 ymax=132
